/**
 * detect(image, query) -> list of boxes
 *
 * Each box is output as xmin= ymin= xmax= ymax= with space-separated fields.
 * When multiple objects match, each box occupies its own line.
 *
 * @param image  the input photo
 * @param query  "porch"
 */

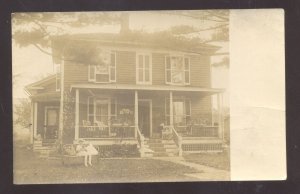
xmin=71 ymin=84 xmax=225 ymax=154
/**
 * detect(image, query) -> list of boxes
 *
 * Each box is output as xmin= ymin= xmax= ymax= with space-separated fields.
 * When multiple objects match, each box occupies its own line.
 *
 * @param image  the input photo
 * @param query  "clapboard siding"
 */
xmin=188 ymin=54 xmax=211 ymax=87
xmin=152 ymin=53 xmax=167 ymax=85
xmin=63 ymin=50 xmax=211 ymax=89
xmin=116 ymin=51 xmax=136 ymax=84
xmin=64 ymin=61 xmax=89 ymax=89
xmin=191 ymin=95 xmax=212 ymax=123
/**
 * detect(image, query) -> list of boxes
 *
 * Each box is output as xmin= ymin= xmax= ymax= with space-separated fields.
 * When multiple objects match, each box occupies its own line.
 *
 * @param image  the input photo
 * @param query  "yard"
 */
xmin=13 ymin=132 xmax=230 ymax=184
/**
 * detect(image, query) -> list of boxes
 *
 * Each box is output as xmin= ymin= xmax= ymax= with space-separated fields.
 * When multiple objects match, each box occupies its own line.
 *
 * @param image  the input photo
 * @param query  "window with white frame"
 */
xmin=136 ymin=53 xmax=152 ymax=84
xmin=55 ymin=63 xmax=61 ymax=91
xmin=165 ymin=56 xmax=190 ymax=85
xmin=165 ymin=97 xmax=191 ymax=126
xmin=88 ymin=51 xmax=116 ymax=83
xmin=87 ymin=97 xmax=117 ymax=124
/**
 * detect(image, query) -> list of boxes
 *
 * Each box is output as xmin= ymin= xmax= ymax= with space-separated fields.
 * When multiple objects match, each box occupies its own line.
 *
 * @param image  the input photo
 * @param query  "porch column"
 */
xmin=170 ymin=91 xmax=174 ymax=126
xmin=134 ymin=90 xmax=138 ymax=138
xmin=217 ymin=93 xmax=222 ymax=138
xmin=75 ymin=89 xmax=79 ymax=140
xmin=30 ymin=102 xmax=34 ymax=144
xmin=33 ymin=102 xmax=38 ymax=140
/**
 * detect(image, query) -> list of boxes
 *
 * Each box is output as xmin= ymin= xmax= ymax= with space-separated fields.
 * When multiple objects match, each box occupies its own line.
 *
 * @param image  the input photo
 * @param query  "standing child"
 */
xmin=75 ymin=139 xmax=98 ymax=167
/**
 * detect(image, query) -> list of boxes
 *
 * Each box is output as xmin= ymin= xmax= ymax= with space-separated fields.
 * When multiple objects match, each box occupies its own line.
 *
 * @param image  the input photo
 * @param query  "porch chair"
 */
xmin=94 ymin=121 xmax=108 ymax=137
xmin=82 ymin=120 xmax=94 ymax=138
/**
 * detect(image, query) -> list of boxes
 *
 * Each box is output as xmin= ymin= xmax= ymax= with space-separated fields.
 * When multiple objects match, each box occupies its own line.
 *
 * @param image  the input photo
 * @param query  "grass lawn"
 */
xmin=183 ymin=150 xmax=230 ymax=171
xmin=14 ymin=146 xmax=202 ymax=184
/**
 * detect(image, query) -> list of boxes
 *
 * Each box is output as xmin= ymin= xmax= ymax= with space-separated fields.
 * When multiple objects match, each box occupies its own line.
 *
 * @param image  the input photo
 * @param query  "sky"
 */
xmin=12 ymin=11 xmax=229 ymax=106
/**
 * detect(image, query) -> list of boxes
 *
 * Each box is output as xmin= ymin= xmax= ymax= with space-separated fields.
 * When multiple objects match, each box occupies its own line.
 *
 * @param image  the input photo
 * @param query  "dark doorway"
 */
xmin=44 ymin=107 xmax=59 ymax=139
xmin=138 ymin=100 xmax=152 ymax=138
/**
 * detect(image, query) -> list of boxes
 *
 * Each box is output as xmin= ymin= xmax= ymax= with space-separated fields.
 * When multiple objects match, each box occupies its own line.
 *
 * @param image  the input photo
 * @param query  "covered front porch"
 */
xmin=71 ymin=84 xmax=226 ymax=153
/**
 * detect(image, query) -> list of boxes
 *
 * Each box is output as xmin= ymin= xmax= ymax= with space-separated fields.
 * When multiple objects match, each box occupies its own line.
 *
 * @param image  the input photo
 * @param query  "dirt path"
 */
xmin=154 ymin=157 xmax=230 ymax=181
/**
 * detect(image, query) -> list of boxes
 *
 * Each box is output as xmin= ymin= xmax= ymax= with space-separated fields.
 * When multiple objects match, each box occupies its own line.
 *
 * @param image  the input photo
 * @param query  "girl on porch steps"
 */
xmin=75 ymin=139 xmax=98 ymax=167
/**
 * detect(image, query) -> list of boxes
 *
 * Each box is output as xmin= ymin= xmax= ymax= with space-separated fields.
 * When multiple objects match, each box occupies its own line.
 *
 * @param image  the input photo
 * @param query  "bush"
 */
xmin=97 ymin=144 xmax=139 ymax=158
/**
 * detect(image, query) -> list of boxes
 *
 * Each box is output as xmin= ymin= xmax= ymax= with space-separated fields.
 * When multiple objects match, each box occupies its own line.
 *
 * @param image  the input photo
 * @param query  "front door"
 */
xmin=138 ymin=100 xmax=152 ymax=138
xmin=44 ymin=107 xmax=59 ymax=139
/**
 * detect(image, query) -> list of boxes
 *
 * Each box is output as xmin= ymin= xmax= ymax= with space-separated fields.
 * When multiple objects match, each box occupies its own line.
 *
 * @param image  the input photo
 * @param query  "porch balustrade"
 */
xmin=79 ymin=125 xmax=135 ymax=138
xmin=175 ymin=125 xmax=219 ymax=137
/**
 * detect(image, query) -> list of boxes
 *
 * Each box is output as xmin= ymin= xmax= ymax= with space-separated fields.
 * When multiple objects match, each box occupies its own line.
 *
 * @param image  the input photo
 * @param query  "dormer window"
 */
xmin=88 ymin=51 xmax=116 ymax=83
xmin=165 ymin=56 xmax=190 ymax=85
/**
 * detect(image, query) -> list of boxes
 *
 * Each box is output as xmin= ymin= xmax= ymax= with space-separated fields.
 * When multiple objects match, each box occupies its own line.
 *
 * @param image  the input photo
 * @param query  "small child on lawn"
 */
xmin=75 ymin=139 xmax=98 ymax=167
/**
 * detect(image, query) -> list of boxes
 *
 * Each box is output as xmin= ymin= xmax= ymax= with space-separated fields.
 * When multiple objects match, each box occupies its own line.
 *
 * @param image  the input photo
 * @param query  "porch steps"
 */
xmin=33 ymin=140 xmax=57 ymax=158
xmin=143 ymin=139 xmax=179 ymax=157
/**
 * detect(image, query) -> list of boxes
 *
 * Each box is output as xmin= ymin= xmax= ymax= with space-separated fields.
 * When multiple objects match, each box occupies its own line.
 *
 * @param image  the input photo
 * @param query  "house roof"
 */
xmin=30 ymin=91 xmax=60 ymax=101
xmin=51 ymin=32 xmax=220 ymax=63
xmin=25 ymin=74 xmax=56 ymax=95
xmin=70 ymin=83 xmax=225 ymax=95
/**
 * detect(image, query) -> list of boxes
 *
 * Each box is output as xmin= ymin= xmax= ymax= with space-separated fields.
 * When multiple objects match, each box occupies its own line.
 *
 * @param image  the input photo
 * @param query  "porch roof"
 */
xmin=70 ymin=83 xmax=225 ymax=95
xmin=31 ymin=91 xmax=60 ymax=101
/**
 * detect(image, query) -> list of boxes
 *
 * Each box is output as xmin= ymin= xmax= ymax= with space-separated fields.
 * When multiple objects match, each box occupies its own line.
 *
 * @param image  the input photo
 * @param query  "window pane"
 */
xmin=185 ymin=99 xmax=191 ymax=115
xmin=96 ymin=64 xmax=108 ymax=73
xmin=138 ymin=55 xmax=143 ymax=68
xmin=96 ymin=74 xmax=109 ymax=82
xmin=56 ymin=78 xmax=61 ymax=90
xmin=185 ymin=71 xmax=190 ymax=84
xmin=172 ymin=71 xmax=184 ymax=83
xmin=145 ymin=69 xmax=150 ymax=82
xmin=166 ymin=56 xmax=170 ymax=69
xmin=88 ymin=115 xmax=94 ymax=123
xmin=173 ymin=101 xmax=184 ymax=116
xmin=111 ymin=53 xmax=116 ymax=67
xmin=145 ymin=56 xmax=149 ymax=69
xmin=111 ymin=99 xmax=116 ymax=115
xmin=138 ymin=69 xmax=143 ymax=82
xmin=184 ymin=58 xmax=189 ymax=70
xmin=165 ymin=98 xmax=170 ymax=115
xmin=166 ymin=70 xmax=171 ymax=83
xmin=89 ymin=65 xmax=95 ymax=80
xmin=110 ymin=67 xmax=116 ymax=81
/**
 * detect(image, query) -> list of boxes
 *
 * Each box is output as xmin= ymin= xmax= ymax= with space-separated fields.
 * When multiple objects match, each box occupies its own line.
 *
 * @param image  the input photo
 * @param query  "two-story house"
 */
xmin=25 ymin=33 xmax=226 ymax=157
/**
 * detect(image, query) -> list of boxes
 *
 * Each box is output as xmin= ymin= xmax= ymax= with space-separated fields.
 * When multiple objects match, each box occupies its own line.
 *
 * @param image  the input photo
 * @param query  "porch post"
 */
xmin=30 ymin=102 xmax=34 ymax=144
xmin=75 ymin=89 xmax=79 ymax=140
xmin=134 ymin=90 xmax=138 ymax=138
xmin=33 ymin=102 xmax=38 ymax=140
xmin=217 ymin=93 xmax=222 ymax=138
xmin=170 ymin=91 xmax=173 ymax=126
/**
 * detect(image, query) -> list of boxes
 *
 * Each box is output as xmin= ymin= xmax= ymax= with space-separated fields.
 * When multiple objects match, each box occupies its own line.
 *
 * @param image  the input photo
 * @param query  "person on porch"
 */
xmin=75 ymin=139 xmax=98 ymax=167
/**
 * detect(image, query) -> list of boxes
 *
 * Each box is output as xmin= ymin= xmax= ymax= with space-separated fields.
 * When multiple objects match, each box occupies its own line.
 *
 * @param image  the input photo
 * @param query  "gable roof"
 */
xmin=25 ymin=74 xmax=56 ymax=95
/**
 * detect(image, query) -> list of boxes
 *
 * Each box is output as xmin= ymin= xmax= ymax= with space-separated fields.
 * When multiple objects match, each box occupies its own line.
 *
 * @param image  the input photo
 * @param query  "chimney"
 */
xmin=120 ymin=12 xmax=130 ymax=34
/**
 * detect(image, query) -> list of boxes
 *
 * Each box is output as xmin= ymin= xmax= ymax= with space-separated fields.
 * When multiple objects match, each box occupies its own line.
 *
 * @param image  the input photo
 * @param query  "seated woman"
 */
xmin=74 ymin=139 xmax=98 ymax=167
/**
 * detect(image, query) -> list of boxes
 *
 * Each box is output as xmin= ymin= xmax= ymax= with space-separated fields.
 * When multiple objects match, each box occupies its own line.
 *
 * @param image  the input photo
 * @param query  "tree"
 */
xmin=12 ymin=11 xmax=229 ymax=56
xmin=14 ymin=98 xmax=31 ymax=128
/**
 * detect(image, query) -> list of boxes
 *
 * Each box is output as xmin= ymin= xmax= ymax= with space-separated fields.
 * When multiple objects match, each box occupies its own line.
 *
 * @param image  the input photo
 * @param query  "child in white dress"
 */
xmin=75 ymin=139 xmax=98 ymax=167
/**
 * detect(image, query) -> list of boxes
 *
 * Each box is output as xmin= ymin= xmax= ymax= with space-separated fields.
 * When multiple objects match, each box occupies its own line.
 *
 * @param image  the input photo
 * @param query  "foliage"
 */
xmin=61 ymin=91 xmax=75 ymax=143
xmin=14 ymin=98 xmax=31 ymax=128
xmin=118 ymin=108 xmax=133 ymax=125
xmin=12 ymin=11 xmax=229 ymax=59
xmin=97 ymin=144 xmax=139 ymax=158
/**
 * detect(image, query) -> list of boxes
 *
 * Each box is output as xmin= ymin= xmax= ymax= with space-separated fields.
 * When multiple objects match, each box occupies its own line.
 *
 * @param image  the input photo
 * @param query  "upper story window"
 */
xmin=136 ymin=53 xmax=152 ymax=84
xmin=88 ymin=51 xmax=116 ymax=83
xmin=165 ymin=55 xmax=190 ymax=85
xmin=55 ymin=63 xmax=61 ymax=91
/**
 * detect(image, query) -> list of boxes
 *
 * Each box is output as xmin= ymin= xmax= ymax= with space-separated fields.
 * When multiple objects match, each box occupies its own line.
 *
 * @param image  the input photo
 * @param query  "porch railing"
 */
xmin=79 ymin=125 xmax=135 ymax=138
xmin=175 ymin=125 xmax=219 ymax=137
xmin=169 ymin=125 xmax=183 ymax=156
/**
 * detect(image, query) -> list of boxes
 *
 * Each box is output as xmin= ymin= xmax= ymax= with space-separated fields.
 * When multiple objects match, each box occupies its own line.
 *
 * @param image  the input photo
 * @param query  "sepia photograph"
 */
xmin=12 ymin=10 xmax=230 ymax=184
